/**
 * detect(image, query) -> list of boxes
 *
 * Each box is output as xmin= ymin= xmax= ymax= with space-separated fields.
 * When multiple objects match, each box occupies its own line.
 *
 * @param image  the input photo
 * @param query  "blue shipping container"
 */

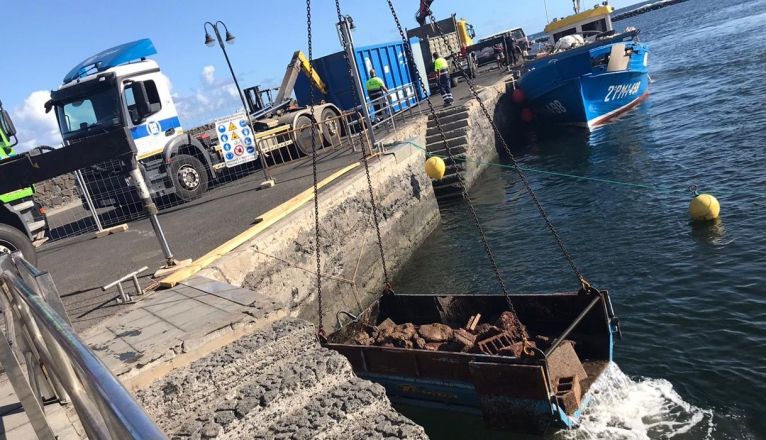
xmin=294 ymin=38 xmax=429 ymax=118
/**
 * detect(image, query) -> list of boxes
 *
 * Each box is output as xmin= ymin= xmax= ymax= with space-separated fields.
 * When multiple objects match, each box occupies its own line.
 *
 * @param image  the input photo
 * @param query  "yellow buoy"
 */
xmin=424 ymin=156 xmax=446 ymax=180
xmin=689 ymin=193 xmax=720 ymax=221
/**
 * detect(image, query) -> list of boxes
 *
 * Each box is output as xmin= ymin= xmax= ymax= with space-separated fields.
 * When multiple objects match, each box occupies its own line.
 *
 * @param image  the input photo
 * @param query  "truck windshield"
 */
xmin=55 ymin=84 xmax=121 ymax=140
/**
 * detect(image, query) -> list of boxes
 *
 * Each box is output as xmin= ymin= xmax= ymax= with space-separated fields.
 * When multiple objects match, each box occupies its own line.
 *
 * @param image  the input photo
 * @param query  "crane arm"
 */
xmin=275 ymin=50 xmax=328 ymax=105
xmin=415 ymin=0 xmax=434 ymax=26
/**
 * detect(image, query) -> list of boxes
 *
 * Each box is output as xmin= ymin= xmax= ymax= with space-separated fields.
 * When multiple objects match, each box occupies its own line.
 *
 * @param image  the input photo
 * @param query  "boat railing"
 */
xmin=0 ymin=252 xmax=167 ymax=439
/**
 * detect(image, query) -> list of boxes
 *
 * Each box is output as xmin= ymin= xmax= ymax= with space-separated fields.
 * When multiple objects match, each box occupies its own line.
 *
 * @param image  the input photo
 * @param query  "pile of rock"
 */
xmin=352 ymin=311 xmax=543 ymax=357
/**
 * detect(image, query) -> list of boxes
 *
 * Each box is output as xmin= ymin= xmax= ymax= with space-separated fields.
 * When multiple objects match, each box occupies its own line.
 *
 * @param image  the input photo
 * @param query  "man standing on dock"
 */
xmin=366 ymin=69 xmax=389 ymax=123
xmin=433 ymin=53 xmax=453 ymax=106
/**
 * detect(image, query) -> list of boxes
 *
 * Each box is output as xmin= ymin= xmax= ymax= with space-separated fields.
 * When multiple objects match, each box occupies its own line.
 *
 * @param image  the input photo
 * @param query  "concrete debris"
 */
xmin=453 ymin=328 xmax=477 ymax=352
xmin=350 ymin=311 xmax=535 ymax=356
xmin=465 ymin=313 xmax=481 ymax=331
xmin=417 ymin=323 xmax=453 ymax=343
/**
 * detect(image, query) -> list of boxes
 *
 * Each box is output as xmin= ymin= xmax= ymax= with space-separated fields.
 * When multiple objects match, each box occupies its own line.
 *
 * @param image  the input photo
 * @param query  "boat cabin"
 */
xmin=544 ymin=4 xmax=615 ymax=43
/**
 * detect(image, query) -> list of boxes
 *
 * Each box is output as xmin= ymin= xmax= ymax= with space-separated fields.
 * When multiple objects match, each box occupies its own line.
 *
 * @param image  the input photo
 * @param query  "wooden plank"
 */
xmin=94 ymin=223 xmax=128 ymax=238
xmin=159 ymin=162 xmax=360 ymax=288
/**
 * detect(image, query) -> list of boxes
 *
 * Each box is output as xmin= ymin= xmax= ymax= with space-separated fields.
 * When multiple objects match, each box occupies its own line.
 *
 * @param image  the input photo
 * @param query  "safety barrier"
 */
xmin=36 ymin=111 xmax=366 ymax=245
xmin=363 ymin=87 xmax=424 ymax=144
xmin=0 ymin=252 xmax=167 ymax=439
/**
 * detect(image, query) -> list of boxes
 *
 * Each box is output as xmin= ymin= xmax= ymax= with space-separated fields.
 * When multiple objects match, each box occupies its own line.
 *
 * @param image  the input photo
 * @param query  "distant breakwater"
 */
xmin=613 ymin=0 xmax=689 ymax=22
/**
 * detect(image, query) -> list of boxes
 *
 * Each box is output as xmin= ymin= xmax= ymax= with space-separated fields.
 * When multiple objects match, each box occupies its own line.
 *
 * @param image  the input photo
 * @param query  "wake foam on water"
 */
xmin=557 ymin=363 xmax=715 ymax=439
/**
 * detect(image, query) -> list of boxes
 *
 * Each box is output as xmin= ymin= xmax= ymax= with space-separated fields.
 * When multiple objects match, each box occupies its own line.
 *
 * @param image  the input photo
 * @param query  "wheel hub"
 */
xmin=177 ymin=165 xmax=200 ymax=190
xmin=325 ymin=119 xmax=339 ymax=136
xmin=0 ymin=241 xmax=15 ymax=256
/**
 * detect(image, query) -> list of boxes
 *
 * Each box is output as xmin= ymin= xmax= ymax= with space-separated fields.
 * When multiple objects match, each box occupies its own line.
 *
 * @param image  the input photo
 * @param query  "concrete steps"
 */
xmin=425 ymin=128 xmax=468 ymax=147
xmin=426 ymin=119 xmax=470 ymax=138
xmin=428 ymin=140 xmax=468 ymax=156
xmin=424 ymin=103 xmax=473 ymax=199
xmin=135 ymin=319 xmax=427 ymax=440
xmin=426 ymin=110 xmax=468 ymax=127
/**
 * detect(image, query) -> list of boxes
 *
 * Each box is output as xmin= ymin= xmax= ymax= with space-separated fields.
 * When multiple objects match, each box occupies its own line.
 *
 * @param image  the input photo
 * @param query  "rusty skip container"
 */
xmin=325 ymin=289 xmax=620 ymax=434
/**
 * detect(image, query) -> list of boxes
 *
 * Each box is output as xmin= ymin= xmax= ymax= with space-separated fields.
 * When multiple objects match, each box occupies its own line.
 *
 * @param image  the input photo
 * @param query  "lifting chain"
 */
xmin=384 ymin=0 xmax=517 ymax=317
xmin=335 ymin=0 xmax=393 ymax=295
xmin=306 ymin=0 xmax=325 ymax=338
xmin=424 ymin=9 xmax=591 ymax=292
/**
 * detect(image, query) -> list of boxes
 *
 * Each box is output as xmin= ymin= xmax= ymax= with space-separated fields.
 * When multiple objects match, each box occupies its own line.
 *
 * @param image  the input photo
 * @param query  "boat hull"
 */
xmin=535 ymin=70 xmax=649 ymax=128
xmin=520 ymin=34 xmax=650 ymax=129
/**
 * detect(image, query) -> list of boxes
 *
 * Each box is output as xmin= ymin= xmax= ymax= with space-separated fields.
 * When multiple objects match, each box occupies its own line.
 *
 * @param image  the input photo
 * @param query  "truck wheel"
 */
xmin=169 ymin=154 xmax=208 ymax=202
xmin=0 ymin=224 xmax=37 ymax=266
xmin=450 ymin=76 xmax=459 ymax=88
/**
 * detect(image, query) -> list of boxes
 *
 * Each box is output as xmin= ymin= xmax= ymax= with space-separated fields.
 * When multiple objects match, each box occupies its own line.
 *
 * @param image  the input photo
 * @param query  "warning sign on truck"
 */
xmin=215 ymin=111 xmax=257 ymax=168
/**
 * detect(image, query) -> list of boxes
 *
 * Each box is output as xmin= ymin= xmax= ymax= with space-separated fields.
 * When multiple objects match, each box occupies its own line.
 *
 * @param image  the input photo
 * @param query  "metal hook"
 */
xmin=688 ymin=184 xmax=699 ymax=196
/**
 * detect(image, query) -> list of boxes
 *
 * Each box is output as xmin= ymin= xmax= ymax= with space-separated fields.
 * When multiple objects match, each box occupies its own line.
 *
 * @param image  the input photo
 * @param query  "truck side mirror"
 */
xmin=1 ymin=109 xmax=17 ymax=138
xmin=127 ymin=81 xmax=152 ymax=123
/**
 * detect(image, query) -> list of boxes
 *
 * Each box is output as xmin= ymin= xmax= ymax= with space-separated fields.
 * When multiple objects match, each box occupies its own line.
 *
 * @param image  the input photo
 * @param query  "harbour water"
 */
xmin=395 ymin=0 xmax=766 ymax=438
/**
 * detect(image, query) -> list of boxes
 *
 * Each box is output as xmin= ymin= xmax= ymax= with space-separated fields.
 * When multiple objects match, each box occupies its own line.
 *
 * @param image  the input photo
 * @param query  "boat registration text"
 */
xmin=604 ymin=82 xmax=642 ymax=102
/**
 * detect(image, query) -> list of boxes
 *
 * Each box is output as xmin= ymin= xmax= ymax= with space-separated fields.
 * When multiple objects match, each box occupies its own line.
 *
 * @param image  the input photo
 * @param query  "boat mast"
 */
xmin=572 ymin=0 xmax=581 ymax=14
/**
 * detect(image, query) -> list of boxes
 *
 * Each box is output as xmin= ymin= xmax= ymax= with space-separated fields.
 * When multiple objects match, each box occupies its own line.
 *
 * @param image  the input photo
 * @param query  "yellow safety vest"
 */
xmin=366 ymin=76 xmax=385 ymax=91
xmin=434 ymin=57 xmax=449 ymax=72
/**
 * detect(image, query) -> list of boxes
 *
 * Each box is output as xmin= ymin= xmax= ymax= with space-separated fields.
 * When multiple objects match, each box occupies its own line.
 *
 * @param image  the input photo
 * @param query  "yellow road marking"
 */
xmin=159 ymin=162 xmax=361 ymax=288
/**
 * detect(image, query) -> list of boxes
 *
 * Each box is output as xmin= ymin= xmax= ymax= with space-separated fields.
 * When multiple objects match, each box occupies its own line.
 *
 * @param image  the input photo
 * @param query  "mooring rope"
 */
xmin=389 ymin=141 xmax=763 ymax=200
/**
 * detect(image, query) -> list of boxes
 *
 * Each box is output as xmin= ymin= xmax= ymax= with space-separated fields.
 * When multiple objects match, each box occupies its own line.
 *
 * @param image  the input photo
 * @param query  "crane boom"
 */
xmin=275 ymin=50 xmax=327 ymax=105
xmin=416 ymin=0 xmax=434 ymax=26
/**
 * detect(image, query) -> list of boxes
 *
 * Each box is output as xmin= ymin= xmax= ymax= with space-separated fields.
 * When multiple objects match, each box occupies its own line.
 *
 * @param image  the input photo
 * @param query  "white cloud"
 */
xmin=201 ymin=65 xmax=215 ymax=86
xmin=12 ymin=91 xmax=62 ymax=151
xmin=172 ymin=66 xmax=248 ymax=127
xmin=224 ymin=84 xmax=239 ymax=99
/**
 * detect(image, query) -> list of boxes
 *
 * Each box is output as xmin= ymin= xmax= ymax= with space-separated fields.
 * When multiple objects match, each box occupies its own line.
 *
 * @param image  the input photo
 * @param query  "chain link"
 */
xmin=335 ymin=0 xmax=392 ymax=293
xmin=425 ymin=11 xmax=589 ymax=290
xmin=306 ymin=0 xmax=325 ymax=334
xmin=384 ymin=0 xmax=517 ymax=314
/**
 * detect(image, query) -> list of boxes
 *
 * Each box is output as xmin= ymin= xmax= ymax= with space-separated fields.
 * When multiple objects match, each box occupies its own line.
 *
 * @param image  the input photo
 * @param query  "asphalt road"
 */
xmin=38 ymin=148 xmax=361 ymax=332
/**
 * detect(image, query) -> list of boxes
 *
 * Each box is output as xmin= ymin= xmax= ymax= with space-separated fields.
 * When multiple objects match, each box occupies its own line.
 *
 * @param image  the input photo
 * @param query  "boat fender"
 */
xmin=689 ymin=193 xmax=720 ymax=221
xmin=512 ymin=88 xmax=526 ymax=104
xmin=554 ymin=35 xmax=585 ymax=53
xmin=425 ymin=156 xmax=446 ymax=180
xmin=521 ymin=108 xmax=535 ymax=123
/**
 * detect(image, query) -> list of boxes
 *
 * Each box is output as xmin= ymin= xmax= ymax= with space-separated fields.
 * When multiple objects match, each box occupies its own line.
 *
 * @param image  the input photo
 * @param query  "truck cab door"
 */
xmin=122 ymin=74 xmax=181 ymax=158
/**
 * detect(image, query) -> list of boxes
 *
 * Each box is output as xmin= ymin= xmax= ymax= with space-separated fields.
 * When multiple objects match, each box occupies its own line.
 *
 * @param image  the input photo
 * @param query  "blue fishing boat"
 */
xmin=519 ymin=2 xmax=650 ymax=129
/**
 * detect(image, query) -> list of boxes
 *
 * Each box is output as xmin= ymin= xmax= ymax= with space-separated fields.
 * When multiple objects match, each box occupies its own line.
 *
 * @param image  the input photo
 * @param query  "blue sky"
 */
xmin=2 ymin=0 xmax=638 ymax=149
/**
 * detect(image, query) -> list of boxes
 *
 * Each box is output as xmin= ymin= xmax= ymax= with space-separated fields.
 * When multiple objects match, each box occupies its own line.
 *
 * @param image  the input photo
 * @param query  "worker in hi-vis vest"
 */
xmin=366 ymin=69 xmax=389 ymax=122
xmin=433 ymin=52 xmax=453 ymax=106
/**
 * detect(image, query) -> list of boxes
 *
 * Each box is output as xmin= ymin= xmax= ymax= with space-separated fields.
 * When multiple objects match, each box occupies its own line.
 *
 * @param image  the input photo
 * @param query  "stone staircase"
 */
xmin=425 ymin=106 xmax=471 ymax=200
xmin=135 ymin=319 xmax=428 ymax=440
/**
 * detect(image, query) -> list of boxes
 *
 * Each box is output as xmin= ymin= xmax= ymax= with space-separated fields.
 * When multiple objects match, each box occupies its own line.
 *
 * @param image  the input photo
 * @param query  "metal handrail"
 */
xmin=0 ymin=254 xmax=167 ymax=439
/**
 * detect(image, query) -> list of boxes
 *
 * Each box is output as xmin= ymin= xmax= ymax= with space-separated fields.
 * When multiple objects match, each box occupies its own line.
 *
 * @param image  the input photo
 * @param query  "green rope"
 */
xmin=385 ymin=141 xmax=764 ymax=200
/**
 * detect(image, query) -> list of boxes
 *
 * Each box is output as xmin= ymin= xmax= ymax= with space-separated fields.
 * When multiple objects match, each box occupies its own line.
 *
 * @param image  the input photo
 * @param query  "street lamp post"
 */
xmin=204 ymin=20 xmax=275 ymax=188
